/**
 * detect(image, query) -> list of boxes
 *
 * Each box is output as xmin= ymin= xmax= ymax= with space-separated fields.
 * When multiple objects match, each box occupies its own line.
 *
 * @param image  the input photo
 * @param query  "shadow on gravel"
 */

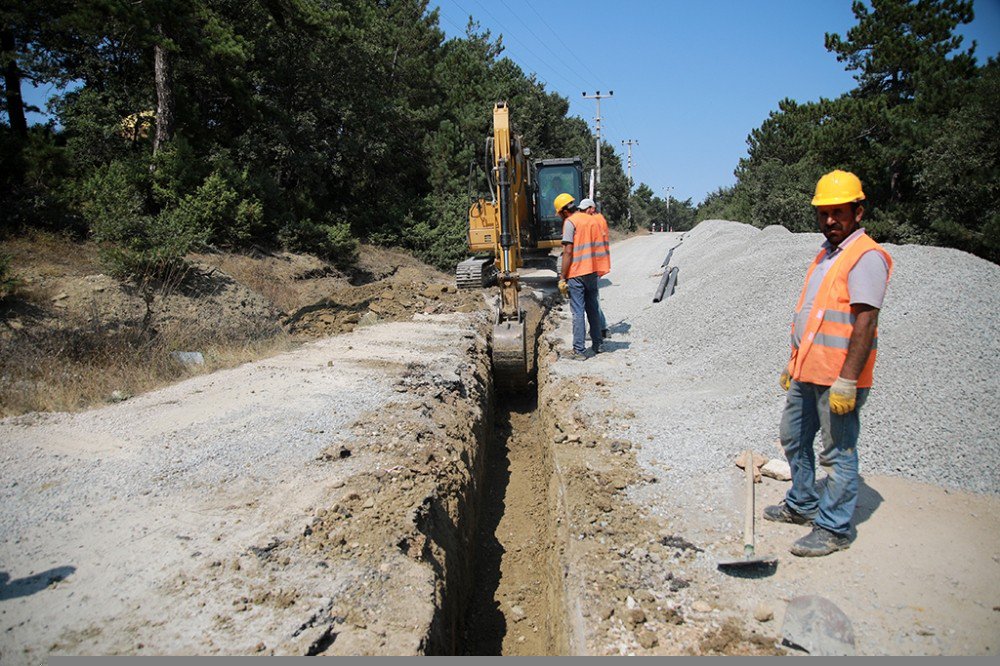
xmin=607 ymin=320 xmax=631 ymax=336
xmin=596 ymin=341 xmax=631 ymax=353
xmin=717 ymin=561 xmax=780 ymax=579
xmin=0 ymin=566 xmax=76 ymax=600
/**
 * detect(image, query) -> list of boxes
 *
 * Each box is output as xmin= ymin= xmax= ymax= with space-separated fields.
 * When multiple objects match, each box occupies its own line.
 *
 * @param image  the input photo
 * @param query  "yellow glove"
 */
xmin=780 ymin=370 xmax=791 ymax=391
xmin=829 ymin=377 xmax=858 ymax=415
xmin=558 ymin=279 xmax=569 ymax=297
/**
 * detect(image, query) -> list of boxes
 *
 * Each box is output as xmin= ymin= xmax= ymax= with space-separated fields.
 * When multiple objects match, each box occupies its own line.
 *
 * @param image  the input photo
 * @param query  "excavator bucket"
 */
xmin=492 ymin=315 xmax=528 ymax=393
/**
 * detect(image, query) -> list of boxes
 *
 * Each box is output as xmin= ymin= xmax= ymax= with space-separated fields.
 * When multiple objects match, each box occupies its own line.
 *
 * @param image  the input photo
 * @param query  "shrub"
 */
xmin=83 ymin=160 xmax=208 ymax=281
xmin=279 ymin=216 xmax=358 ymax=268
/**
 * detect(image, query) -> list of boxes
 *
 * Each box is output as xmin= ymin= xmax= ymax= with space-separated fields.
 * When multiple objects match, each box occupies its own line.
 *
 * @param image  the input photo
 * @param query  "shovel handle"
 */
xmin=744 ymin=449 xmax=755 ymax=553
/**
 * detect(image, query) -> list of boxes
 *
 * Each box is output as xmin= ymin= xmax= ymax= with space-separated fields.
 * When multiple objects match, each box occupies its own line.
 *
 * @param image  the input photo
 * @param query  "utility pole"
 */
xmin=582 ymin=90 xmax=613 ymax=201
xmin=664 ymin=186 xmax=674 ymax=232
xmin=622 ymin=139 xmax=637 ymax=228
xmin=622 ymin=139 xmax=638 ymax=188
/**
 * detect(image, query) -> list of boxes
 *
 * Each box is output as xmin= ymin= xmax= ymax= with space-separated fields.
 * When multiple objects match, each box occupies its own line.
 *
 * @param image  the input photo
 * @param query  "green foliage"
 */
xmin=82 ymin=160 xmax=208 ymax=280
xmin=913 ymin=61 xmax=1000 ymax=261
xmin=6 ymin=0 xmax=628 ymax=275
xmin=404 ymin=191 xmax=469 ymax=271
xmin=279 ymin=216 xmax=359 ymax=268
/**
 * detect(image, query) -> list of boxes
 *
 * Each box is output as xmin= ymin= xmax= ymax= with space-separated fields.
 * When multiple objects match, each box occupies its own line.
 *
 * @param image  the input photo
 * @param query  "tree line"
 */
xmin=2 ymin=0 xmax=995 ymax=285
xmin=698 ymin=0 xmax=999 ymax=263
xmin=0 ymin=0 xmax=635 ymax=279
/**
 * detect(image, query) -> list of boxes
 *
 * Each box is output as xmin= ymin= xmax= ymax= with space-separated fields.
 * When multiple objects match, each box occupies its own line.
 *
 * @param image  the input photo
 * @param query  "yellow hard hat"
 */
xmin=553 ymin=192 xmax=575 ymax=214
xmin=812 ymin=170 xmax=865 ymax=206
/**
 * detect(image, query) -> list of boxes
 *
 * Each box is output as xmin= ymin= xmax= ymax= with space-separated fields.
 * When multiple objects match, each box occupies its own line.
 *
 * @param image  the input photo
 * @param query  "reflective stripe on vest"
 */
xmin=566 ymin=212 xmax=611 ymax=278
xmin=789 ymin=233 xmax=893 ymax=388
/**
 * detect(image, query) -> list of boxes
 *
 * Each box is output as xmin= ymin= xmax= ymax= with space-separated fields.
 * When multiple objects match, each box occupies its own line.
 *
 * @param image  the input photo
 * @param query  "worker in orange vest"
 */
xmin=555 ymin=193 xmax=609 ymax=359
xmin=578 ymin=198 xmax=610 ymax=339
xmin=765 ymin=170 xmax=893 ymax=557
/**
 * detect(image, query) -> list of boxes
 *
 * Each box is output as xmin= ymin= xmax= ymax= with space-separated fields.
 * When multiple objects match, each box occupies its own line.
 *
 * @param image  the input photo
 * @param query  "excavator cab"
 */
xmin=534 ymin=159 xmax=585 ymax=243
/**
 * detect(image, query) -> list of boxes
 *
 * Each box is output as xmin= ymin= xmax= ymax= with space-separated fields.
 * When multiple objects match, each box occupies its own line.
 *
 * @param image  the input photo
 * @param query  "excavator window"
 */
xmin=538 ymin=167 xmax=582 ymax=219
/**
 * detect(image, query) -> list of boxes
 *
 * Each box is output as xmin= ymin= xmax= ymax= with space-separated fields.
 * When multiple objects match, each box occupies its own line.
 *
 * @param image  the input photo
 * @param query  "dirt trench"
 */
xmin=458 ymin=389 xmax=569 ymax=655
xmin=446 ymin=295 xmax=569 ymax=655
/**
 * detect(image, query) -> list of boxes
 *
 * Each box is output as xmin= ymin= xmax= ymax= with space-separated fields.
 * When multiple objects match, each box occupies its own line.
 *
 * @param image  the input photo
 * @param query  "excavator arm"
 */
xmin=488 ymin=103 xmax=529 ymax=391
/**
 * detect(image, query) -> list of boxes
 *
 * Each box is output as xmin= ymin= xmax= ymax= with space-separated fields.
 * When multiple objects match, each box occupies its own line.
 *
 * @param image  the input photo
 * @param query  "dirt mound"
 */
xmin=2 ymin=236 xmax=477 ymax=343
xmin=0 ymin=234 xmax=482 ymax=415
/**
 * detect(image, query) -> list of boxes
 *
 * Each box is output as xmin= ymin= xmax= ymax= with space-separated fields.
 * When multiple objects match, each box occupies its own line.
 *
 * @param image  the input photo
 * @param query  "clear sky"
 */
xmin=428 ymin=0 xmax=1000 ymax=205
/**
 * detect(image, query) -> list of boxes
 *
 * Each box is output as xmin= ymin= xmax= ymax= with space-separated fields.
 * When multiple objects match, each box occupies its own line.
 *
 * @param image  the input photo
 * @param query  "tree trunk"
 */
xmin=152 ymin=24 xmax=174 ymax=156
xmin=1 ymin=28 xmax=28 ymax=139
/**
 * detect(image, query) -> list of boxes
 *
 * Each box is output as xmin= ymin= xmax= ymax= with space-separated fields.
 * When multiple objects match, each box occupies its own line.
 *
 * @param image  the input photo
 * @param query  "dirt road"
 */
xmin=1 ymin=226 xmax=997 ymax=658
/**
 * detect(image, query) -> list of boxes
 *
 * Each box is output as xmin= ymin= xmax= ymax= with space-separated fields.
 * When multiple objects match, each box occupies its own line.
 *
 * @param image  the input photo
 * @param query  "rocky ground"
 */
xmin=1 ymin=227 xmax=997 ymax=659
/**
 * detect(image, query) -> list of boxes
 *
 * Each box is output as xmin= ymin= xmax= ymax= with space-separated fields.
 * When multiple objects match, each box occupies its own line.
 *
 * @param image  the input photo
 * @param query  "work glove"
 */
xmin=829 ymin=377 xmax=858 ymax=415
xmin=558 ymin=279 xmax=569 ymax=298
xmin=779 ymin=370 xmax=791 ymax=391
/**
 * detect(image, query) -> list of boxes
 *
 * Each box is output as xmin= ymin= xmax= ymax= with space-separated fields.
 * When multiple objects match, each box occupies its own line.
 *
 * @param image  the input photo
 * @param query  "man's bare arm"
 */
xmin=839 ymin=305 xmax=879 ymax=381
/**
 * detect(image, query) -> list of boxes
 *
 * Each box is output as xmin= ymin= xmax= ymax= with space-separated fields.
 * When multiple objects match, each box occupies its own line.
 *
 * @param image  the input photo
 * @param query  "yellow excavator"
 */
xmin=456 ymin=102 xmax=584 ymax=390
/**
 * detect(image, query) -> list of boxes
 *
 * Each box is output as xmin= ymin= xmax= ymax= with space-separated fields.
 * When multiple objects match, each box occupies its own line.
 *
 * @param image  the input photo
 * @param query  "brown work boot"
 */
xmin=763 ymin=501 xmax=814 ymax=525
xmin=790 ymin=526 xmax=851 ymax=557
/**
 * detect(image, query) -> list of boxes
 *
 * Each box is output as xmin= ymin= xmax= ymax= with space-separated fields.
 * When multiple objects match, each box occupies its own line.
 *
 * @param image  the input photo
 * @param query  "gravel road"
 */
xmin=547 ymin=220 xmax=1000 ymax=655
xmin=2 ymin=219 xmax=997 ymax=658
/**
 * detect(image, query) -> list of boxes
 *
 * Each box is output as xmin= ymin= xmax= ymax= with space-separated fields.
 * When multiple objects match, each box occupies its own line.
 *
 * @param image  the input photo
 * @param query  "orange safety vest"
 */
xmin=788 ymin=233 xmax=893 ymax=388
xmin=565 ymin=212 xmax=611 ymax=278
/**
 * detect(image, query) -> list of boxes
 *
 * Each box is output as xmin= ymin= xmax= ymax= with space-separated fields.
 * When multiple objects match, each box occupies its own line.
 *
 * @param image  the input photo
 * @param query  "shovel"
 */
xmin=718 ymin=449 xmax=778 ymax=573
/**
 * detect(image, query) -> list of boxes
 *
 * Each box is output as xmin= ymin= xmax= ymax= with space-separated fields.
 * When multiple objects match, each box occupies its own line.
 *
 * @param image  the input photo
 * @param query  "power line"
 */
xmin=465 ymin=0 xmax=583 ymax=92
xmin=582 ymin=90 xmax=613 ymax=201
xmin=523 ymin=1 xmax=607 ymax=91
xmin=495 ymin=0 xmax=597 ymax=92
xmin=622 ymin=139 xmax=638 ymax=188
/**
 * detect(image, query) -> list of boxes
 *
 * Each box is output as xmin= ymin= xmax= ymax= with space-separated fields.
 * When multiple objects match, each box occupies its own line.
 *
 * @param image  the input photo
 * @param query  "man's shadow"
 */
xmin=0 ymin=566 xmax=76 ymax=601
xmin=815 ymin=475 xmax=883 ymax=541
xmin=852 ymin=476 xmax=883 ymax=528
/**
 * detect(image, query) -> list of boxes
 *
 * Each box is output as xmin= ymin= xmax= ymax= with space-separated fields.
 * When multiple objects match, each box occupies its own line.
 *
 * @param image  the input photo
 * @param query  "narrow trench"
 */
xmin=458 ymin=392 xmax=567 ymax=655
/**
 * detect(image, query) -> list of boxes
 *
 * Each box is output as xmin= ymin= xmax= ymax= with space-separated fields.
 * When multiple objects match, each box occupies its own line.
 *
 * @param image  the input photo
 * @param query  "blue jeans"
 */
xmin=568 ymin=273 xmax=602 ymax=353
xmin=779 ymin=380 xmax=869 ymax=535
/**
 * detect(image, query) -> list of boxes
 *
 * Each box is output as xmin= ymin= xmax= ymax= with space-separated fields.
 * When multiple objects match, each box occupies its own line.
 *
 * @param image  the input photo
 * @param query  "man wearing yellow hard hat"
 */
xmin=764 ymin=170 xmax=894 ymax=557
xmin=555 ymin=193 xmax=609 ymax=359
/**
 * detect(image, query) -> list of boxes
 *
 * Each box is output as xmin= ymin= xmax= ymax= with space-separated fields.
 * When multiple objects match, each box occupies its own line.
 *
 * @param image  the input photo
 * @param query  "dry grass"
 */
xmin=0 ymin=315 xmax=297 ymax=417
xmin=0 ymin=237 xmax=444 ymax=418
xmin=1 ymin=235 xmax=301 ymax=417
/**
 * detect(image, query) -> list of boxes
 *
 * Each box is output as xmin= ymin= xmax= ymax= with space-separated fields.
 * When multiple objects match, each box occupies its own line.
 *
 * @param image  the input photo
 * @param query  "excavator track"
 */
xmin=456 ymin=257 xmax=498 ymax=290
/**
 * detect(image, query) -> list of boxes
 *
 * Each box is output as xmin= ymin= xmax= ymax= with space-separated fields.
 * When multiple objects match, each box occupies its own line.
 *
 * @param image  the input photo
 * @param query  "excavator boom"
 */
xmin=457 ymin=102 xmax=583 ymax=392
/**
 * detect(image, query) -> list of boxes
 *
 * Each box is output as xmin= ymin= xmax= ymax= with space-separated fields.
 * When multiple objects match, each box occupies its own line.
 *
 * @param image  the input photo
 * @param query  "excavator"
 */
xmin=456 ymin=102 xmax=584 ymax=391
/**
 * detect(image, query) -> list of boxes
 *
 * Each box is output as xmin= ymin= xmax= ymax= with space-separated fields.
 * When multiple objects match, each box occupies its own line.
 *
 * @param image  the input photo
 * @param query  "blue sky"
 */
xmin=428 ymin=0 xmax=1000 ymax=204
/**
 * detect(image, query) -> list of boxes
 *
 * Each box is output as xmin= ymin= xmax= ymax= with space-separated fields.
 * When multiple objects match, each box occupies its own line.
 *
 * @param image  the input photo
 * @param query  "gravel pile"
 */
xmin=583 ymin=220 xmax=999 ymax=508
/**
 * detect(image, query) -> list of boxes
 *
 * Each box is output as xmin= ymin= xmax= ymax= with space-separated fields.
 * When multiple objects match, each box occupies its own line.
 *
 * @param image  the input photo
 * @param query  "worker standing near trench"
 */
xmin=556 ymin=193 xmax=608 ymax=359
xmin=765 ymin=169 xmax=893 ymax=557
xmin=578 ymin=197 xmax=610 ymax=339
